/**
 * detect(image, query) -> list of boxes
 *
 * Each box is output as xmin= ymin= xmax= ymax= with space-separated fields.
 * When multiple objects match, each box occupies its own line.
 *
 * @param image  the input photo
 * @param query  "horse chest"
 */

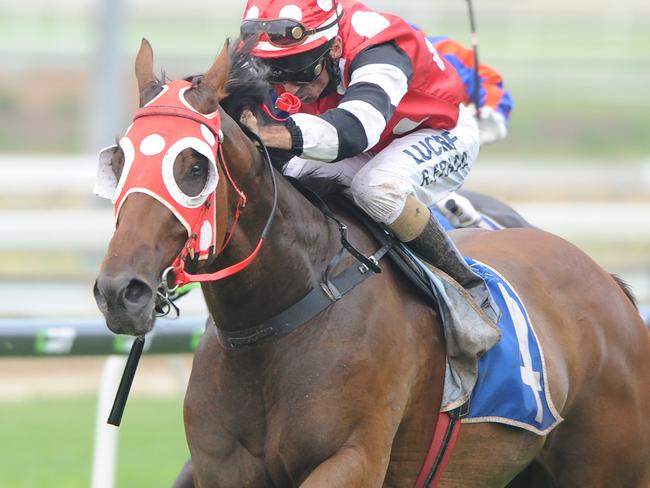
xmin=190 ymin=375 xmax=342 ymax=487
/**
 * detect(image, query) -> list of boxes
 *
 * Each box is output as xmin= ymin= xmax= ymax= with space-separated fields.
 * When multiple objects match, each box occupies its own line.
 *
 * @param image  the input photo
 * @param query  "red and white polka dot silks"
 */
xmin=95 ymin=80 xmax=222 ymax=262
xmin=244 ymin=0 xmax=342 ymax=57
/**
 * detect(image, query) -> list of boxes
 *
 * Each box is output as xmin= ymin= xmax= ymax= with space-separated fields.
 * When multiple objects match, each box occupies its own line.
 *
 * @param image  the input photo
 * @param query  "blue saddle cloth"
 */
xmin=428 ymin=207 xmax=562 ymax=434
xmin=461 ymin=258 xmax=563 ymax=434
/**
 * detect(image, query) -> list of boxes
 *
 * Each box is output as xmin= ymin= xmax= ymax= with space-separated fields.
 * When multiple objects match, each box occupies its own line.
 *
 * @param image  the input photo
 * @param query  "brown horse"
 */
xmin=94 ymin=40 xmax=650 ymax=487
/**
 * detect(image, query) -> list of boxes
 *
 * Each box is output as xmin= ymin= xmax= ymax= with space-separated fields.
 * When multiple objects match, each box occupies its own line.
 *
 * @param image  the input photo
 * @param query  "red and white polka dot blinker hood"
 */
xmin=244 ymin=0 xmax=342 ymax=57
xmin=94 ymin=80 xmax=222 ymax=262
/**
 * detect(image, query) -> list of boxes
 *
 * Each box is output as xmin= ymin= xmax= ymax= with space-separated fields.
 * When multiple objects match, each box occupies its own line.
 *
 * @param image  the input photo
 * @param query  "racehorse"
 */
xmin=94 ymin=40 xmax=650 ymax=487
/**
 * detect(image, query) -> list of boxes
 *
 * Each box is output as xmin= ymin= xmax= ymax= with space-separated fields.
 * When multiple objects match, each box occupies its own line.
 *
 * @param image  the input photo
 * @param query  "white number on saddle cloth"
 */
xmin=93 ymin=144 xmax=119 ymax=200
xmin=497 ymin=282 xmax=544 ymax=423
xmin=425 ymin=38 xmax=446 ymax=72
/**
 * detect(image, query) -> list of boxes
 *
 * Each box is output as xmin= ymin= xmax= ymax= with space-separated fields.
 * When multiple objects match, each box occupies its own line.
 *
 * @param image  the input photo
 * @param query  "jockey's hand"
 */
xmin=240 ymin=109 xmax=260 ymax=135
xmin=240 ymin=109 xmax=294 ymax=152
xmin=469 ymin=104 xmax=508 ymax=146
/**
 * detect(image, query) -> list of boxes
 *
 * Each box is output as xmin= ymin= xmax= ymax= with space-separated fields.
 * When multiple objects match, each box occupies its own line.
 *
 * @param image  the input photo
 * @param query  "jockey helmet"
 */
xmin=240 ymin=0 xmax=343 ymax=59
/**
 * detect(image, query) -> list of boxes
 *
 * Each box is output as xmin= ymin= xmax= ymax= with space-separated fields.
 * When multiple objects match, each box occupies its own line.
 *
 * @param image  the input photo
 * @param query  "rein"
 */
xmin=155 ymin=126 xmax=279 ymax=315
xmin=171 ymin=133 xmax=277 ymax=285
xmin=158 ymin=119 xmax=394 ymax=347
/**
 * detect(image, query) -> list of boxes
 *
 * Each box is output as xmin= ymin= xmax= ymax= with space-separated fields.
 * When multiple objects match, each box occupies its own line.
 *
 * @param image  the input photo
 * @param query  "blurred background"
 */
xmin=1 ymin=0 xmax=648 ymax=486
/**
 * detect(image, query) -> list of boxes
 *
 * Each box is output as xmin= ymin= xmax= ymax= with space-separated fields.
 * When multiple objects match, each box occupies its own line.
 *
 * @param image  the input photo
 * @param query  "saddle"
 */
xmin=287 ymin=183 xmax=500 ymax=402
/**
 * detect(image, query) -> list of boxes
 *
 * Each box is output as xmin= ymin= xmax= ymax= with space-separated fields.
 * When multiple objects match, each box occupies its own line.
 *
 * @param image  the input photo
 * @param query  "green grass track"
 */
xmin=0 ymin=395 xmax=189 ymax=487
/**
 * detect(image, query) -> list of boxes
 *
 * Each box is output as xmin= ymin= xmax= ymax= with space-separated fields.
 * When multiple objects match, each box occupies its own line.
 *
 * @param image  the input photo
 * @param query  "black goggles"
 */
xmin=240 ymin=9 xmax=340 ymax=47
xmin=266 ymin=56 xmax=326 ymax=85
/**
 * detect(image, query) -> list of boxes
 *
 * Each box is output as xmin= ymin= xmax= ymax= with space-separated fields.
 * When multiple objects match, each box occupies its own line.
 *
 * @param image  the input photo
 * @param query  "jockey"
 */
xmin=430 ymin=35 xmax=513 ymax=147
xmin=422 ymin=32 xmax=513 ymax=227
xmin=239 ymin=0 xmax=499 ymax=323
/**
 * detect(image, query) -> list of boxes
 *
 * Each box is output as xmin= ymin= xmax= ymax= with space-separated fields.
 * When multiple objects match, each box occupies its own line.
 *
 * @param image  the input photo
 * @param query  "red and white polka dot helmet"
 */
xmin=242 ymin=0 xmax=343 ymax=58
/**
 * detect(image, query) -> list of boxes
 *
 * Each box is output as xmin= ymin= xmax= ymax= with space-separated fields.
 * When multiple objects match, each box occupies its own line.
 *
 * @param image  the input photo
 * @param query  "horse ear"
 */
xmin=135 ymin=38 xmax=156 ymax=95
xmin=202 ymin=39 xmax=231 ymax=102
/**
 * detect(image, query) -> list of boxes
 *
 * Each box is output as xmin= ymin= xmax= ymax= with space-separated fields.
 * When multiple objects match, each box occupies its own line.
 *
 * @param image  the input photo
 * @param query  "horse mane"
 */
xmin=182 ymin=37 xmax=270 ymax=122
xmin=287 ymin=170 xmax=349 ymax=199
xmin=222 ymin=37 xmax=271 ymax=122
xmin=610 ymin=274 xmax=638 ymax=310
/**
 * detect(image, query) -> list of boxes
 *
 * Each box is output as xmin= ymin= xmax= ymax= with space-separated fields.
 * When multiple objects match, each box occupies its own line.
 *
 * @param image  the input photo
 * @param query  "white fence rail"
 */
xmin=2 ymin=155 xmax=650 ymax=250
xmin=2 ymin=155 xmax=649 ymax=199
xmin=1 ymin=154 xmax=649 ymax=310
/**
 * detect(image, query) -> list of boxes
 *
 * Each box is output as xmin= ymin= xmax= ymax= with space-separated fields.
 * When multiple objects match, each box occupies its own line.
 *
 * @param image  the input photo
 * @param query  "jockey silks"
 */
xmin=294 ymin=0 xmax=465 ymax=152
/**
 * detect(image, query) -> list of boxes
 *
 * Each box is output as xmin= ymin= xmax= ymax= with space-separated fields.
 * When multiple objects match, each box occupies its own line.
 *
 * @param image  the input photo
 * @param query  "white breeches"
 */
xmin=283 ymin=104 xmax=480 ymax=224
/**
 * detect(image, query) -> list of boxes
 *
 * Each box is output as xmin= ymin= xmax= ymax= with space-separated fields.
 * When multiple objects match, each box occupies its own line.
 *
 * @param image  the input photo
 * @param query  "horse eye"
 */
xmin=190 ymin=163 xmax=204 ymax=177
xmin=174 ymin=150 xmax=210 ymax=197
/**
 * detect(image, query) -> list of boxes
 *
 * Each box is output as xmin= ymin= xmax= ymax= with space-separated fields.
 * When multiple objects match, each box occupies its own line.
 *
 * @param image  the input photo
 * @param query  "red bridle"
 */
xmin=170 ymin=140 xmax=265 ymax=288
xmin=103 ymin=80 xmax=272 ymax=289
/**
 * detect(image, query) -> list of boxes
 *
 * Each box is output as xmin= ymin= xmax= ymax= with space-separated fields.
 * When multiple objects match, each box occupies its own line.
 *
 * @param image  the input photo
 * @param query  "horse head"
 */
xmin=94 ymin=39 xmax=239 ymax=335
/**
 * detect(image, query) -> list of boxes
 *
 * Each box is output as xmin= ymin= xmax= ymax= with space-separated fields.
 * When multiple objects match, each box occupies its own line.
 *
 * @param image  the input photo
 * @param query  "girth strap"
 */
xmin=215 ymin=187 xmax=393 ymax=349
xmin=216 ymin=246 xmax=389 ymax=348
xmin=331 ymin=196 xmax=441 ymax=311
xmin=414 ymin=412 xmax=462 ymax=488
xmin=289 ymin=178 xmax=383 ymax=274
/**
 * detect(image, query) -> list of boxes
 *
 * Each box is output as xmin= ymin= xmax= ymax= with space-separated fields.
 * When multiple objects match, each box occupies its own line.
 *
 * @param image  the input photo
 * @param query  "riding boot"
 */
xmin=388 ymin=196 xmax=500 ymax=325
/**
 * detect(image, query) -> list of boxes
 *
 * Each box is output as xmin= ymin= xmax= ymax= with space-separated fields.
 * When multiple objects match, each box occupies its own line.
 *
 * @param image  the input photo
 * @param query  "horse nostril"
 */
xmin=123 ymin=278 xmax=153 ymax=307
xmin=93 ymin=280 xmax=108 ymax=312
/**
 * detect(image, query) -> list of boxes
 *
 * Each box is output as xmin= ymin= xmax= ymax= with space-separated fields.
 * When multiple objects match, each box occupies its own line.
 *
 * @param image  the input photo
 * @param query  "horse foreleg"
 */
xmin=294 ymin=404 xmax=404 ymax=487
xmin=299 ymin=445 xmax=389 ymax=487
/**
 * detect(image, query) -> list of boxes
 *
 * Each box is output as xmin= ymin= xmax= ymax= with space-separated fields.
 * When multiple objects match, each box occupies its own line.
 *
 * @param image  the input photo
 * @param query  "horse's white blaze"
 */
xmin=498 ymin=282 xmax=544 ymax=423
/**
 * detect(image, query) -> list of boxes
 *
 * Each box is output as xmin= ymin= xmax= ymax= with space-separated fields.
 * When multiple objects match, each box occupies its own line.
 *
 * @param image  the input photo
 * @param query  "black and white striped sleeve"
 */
xmin=289 ymin=41 xmax=414 ymax=162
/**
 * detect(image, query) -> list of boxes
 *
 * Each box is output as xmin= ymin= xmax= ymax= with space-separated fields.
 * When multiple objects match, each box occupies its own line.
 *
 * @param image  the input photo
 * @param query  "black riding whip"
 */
xmin=107 ymin=335 xmax=145 ymax=426
xmin=465 ymin=0 xmax=482 ymax=117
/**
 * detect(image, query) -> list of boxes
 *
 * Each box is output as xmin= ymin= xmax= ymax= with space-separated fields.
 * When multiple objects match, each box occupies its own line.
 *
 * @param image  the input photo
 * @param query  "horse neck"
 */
xmin=201 ymin=115 xmax=340 ymax=331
